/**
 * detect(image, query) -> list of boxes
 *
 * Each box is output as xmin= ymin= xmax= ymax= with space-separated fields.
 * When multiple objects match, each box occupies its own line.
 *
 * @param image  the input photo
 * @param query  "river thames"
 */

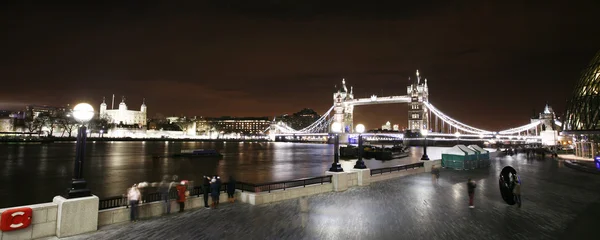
xmin=0 ymin=141 xmax=453 ymax=208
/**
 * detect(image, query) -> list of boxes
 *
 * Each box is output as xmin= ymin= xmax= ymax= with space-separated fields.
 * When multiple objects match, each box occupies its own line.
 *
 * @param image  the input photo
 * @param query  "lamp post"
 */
xmin=354 ymin=124 xmax=367 ymax=169
xmin=329 ymin=122 xmax=343 ymax=172
xmin=67 ymin=103 xmax=94 ymax=198
xmin=421 ymin=129 xmax=430 ymax=160
xmin=455 ymin=131 xmax=460 ymax=145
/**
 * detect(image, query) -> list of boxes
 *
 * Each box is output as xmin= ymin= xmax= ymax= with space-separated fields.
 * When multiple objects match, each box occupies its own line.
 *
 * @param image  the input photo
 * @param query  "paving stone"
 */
xmin=64 ymin=154 xmax=600 ymax=240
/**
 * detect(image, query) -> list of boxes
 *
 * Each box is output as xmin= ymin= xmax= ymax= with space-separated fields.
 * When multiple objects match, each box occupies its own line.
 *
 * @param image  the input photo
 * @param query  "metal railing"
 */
xmin=99 ymin=175 xmax=331 ymax=210
xmin=235 ymin=175 xmax=332 ymax=193
xmin=370 ymin=162 xmax=424 ymax=176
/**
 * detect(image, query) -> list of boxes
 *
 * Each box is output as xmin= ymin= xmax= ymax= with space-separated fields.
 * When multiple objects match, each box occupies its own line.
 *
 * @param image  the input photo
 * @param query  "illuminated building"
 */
xmin=563 ymin=50 xmax=600 ymax=158
xmin=99 ymin=96 xmax=147 ymax=127
xmin=381 ymin=121 xmax=391 ymax=130
xmin=407 ymin=70 xmax=429 ymax=131
xmin=25 ymin=105 xmax=68 ymax=120
xmin=203 ymin=117 xmax=270 ymax=135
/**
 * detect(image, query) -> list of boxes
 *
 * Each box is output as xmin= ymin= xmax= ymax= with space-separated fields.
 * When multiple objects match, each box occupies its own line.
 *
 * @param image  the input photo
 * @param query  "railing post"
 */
xmin=303 ymin=179 xmax=306 ymax=187
xmin=268 ymin=184 xmax=271 ymax=193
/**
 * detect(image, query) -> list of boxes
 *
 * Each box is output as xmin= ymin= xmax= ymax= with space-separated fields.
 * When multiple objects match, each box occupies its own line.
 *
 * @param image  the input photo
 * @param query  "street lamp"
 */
xmin=354 ymin=124 xmax=367 ymax=169
xmin=421 ymin=129 xmax=430 ymax=160
xmin=329 ymin=122 xmax=343 ymax=172
xmin=67 ymin=103 xmax=94 ymax=198
xmin=455 ymin=131 xmax=461 ymax=145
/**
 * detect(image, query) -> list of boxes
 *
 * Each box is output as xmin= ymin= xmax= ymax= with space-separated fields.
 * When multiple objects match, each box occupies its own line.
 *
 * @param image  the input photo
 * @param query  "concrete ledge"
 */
xmin=53 ymin=195 xmax=99 ymax=238
xmin=0 ymin=202 xmax=58 ymax=240
xmin=350 ymin=168 xmax=371 ymax=186
xmin=371 ymin=168 xmax=425 ymax=183
xmin=237 ymin=183 xmax=333 ymax=205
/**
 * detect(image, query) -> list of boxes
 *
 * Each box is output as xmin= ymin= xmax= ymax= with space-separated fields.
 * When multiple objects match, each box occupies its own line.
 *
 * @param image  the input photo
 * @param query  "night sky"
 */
xmin=2 ymin=1 xmax=600 ymax=131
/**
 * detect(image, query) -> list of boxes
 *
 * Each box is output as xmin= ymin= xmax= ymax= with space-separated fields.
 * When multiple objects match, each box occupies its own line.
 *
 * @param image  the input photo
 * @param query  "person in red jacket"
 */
xmin=176 ymin=181 xmax=187 ymax=213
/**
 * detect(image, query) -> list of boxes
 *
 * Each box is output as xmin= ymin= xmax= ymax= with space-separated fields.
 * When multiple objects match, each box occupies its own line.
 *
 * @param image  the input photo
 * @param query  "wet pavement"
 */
xmin=64 ymin=153 xmax=600 ymax=240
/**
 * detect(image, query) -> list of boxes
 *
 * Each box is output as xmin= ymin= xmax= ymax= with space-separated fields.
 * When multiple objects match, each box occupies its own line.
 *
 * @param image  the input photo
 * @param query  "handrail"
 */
xmin=98 ymin=175 xmax=333 ymax=210
xmin=370 ymin=162 xmax=424 ymax=176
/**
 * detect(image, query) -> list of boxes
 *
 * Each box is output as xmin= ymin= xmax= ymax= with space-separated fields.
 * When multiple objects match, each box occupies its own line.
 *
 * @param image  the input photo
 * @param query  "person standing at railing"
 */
xmin=176 ymin=181 xmax=187 ymax=213
xmin=158 ymin=175 xmax=173 ymax=214
xmin=202 ymin=176 xmax=211 ymax=209
xmin=127 ymin=184 xmax=141 ymax=222
xmin=210 ymin=177 xmax=221 ymax=209
xmin=227 ymin=176 xmax=236 ymax=203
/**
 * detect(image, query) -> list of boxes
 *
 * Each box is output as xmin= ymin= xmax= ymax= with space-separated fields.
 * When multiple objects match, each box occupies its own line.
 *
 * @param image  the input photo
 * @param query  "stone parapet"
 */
xmin=0 ymin=202 xmax=58 ymax=240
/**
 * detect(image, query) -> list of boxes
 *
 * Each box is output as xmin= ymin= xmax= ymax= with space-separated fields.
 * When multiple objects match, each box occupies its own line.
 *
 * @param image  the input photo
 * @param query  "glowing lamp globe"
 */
xmin=331 ymin=122 xmax=342 ymax=133
xmin=420 ymin=129 xmax=428 ymax=136
xmin=454 ymin=131 xmax=461 ymax=137
xmin=73 ymin=103 xmax=94 ymax=123
xmin=355 ymin=124 xmax=365 ymax=133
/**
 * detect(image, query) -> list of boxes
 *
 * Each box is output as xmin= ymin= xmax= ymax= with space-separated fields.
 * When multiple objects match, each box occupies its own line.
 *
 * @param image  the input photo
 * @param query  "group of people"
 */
xmin=126 ymin=174 xmax=237 ymax=222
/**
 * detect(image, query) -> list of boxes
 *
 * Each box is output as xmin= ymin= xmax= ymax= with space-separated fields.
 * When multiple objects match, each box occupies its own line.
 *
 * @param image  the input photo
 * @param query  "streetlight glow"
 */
xmin=355 ymin=124 xmax=365 ymax=133
xmin=331 ymin=122 xmax=342 ymax=133
xmin=420 ymin=128 xmax=428 ymax=137
xmin=73 ymin=103 xmax=94 ymax=123
xmin=455 ymin=131 xmax=461 ymax=137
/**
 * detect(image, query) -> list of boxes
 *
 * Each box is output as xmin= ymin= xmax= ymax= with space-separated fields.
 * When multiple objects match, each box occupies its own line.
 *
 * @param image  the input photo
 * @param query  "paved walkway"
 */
xmin=63 ymin=154 xmax=600 ymax=240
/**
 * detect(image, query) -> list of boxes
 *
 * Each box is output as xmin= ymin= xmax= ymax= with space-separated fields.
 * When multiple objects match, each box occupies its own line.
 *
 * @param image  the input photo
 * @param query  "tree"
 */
xmin=24 ymin=118 xmax=42 ymax=134
xmin=57 ymin=114 xmax=78 ymax=137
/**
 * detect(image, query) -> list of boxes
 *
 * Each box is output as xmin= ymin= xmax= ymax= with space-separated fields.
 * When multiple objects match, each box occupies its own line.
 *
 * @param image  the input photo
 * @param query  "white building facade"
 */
xmin=99 ymin=97 xmax=147 ymax=127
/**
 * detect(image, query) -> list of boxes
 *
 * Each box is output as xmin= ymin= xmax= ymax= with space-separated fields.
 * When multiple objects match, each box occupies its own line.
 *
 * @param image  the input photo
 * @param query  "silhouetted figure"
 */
xmin=158 ymin=175 xmax=172 ymax=214
xmin=202 ymin=176 xmax=211 ymax=209
xmin=467 ymin=178 xmax=476 ymax=208
xmin=227 ymin=176 xmax=236 ymax=203
xmin=513 ymin=178 xmax=521 ymax=208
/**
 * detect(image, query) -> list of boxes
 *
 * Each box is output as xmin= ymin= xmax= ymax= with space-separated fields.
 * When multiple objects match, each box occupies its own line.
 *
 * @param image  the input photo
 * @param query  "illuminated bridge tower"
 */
xmin=333 ymin=79 xmax=354 ymax=133
xmin=407 ymin=70 xmax=429 ymax=132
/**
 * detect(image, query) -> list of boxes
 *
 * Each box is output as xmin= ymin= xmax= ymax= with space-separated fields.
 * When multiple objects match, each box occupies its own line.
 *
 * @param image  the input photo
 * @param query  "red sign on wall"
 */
xmin=0 ymin=207 xmax=32 ymax=231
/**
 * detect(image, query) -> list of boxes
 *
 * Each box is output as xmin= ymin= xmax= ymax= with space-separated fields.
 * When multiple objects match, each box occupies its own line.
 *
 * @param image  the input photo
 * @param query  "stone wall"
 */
xmin=0 ymin=202 xmax=58 ymax=240
xmin=236 ymin=183 xmax=333 ymax=205
xmin=371 ymin=167 xmax=425 ymax=183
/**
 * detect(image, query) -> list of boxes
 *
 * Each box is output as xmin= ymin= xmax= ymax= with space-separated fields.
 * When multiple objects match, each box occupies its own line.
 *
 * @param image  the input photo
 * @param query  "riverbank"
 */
xmin=0 ymin=137 xmax=270 ymax=144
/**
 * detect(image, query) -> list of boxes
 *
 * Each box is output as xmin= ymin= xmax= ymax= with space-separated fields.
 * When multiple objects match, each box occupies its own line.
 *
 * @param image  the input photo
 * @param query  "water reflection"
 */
xmin=0 ymin=142 xmax=450 ymax=208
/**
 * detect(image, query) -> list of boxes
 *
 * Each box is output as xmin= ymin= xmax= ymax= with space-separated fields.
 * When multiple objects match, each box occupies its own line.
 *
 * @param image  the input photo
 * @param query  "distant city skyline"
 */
xmin=1 ymin=1 xmax=599 ymax=130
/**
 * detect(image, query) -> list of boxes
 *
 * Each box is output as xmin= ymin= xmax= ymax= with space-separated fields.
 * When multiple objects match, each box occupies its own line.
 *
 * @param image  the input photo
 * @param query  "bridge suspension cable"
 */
xmin=424 ymin=102 xmax=494 ymax=134
xmin=270 ymin=106 xmax=335 ymax=134
xmin=497 ymin=121 xmax=542 ymax=135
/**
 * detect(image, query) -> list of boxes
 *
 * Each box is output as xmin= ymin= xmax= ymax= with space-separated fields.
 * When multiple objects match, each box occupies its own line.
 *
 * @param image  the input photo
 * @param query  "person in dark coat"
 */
xmin=227 ymin=176 xmax=236 ymax=203
xmin=210 ymin=177 xmax=221 ymax=209
xmin=202 ymin=176 xmax=211 ymax=209
xmin=467 ymin=178 xmax=476 ymax=208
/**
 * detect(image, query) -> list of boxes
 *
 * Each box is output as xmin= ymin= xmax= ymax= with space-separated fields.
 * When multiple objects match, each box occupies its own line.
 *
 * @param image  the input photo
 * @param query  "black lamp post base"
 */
xmin=421 ymin=154 xmax=430 ymax=160
xmin=354 ymin=161 xmax=367 ymax=169
xmin=329 ymin=163 xmax=344 ymax=172
xmin=66 ymin=179 xmax=91 ymax=198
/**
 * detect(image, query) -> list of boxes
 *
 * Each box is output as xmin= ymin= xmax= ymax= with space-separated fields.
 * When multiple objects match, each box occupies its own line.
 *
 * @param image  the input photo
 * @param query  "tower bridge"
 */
xmin=268 ymin=70 xmax=560 ymax=145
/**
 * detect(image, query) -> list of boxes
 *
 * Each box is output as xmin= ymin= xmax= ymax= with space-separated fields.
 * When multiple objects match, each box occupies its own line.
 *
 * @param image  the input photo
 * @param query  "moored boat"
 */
xmin=172 ymin=149 xmax=223 ymax=158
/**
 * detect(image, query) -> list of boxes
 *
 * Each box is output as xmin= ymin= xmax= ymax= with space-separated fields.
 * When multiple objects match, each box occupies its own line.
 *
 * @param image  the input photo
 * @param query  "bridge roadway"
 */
xmin=62 ymin=154 xmax=600 ymax=240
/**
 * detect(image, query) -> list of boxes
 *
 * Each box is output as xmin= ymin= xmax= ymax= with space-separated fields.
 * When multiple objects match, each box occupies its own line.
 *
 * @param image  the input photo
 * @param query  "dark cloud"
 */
xmin=1 ymin=1 xmax=600 ymax=131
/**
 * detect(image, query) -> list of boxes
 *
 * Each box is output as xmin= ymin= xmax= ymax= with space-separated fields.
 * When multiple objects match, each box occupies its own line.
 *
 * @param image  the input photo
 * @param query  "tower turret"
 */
xmin=141 ymin=98 xmax=147 ymax=112
xmin=100 ymin=97 xmax=107 ymax=115
xmin=119 ymin=96 xmax=127 ymax=111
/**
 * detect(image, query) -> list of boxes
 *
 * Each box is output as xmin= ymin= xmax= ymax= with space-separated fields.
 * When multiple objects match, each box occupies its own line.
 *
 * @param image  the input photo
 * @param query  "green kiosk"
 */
xmin=441 ymin=145 xmax=477 ymax=170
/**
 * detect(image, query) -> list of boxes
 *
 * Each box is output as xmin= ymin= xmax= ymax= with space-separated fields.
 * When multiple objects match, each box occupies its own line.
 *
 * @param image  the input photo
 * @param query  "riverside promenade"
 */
xmin=60 ymin=154 xmax=600 ymax=240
